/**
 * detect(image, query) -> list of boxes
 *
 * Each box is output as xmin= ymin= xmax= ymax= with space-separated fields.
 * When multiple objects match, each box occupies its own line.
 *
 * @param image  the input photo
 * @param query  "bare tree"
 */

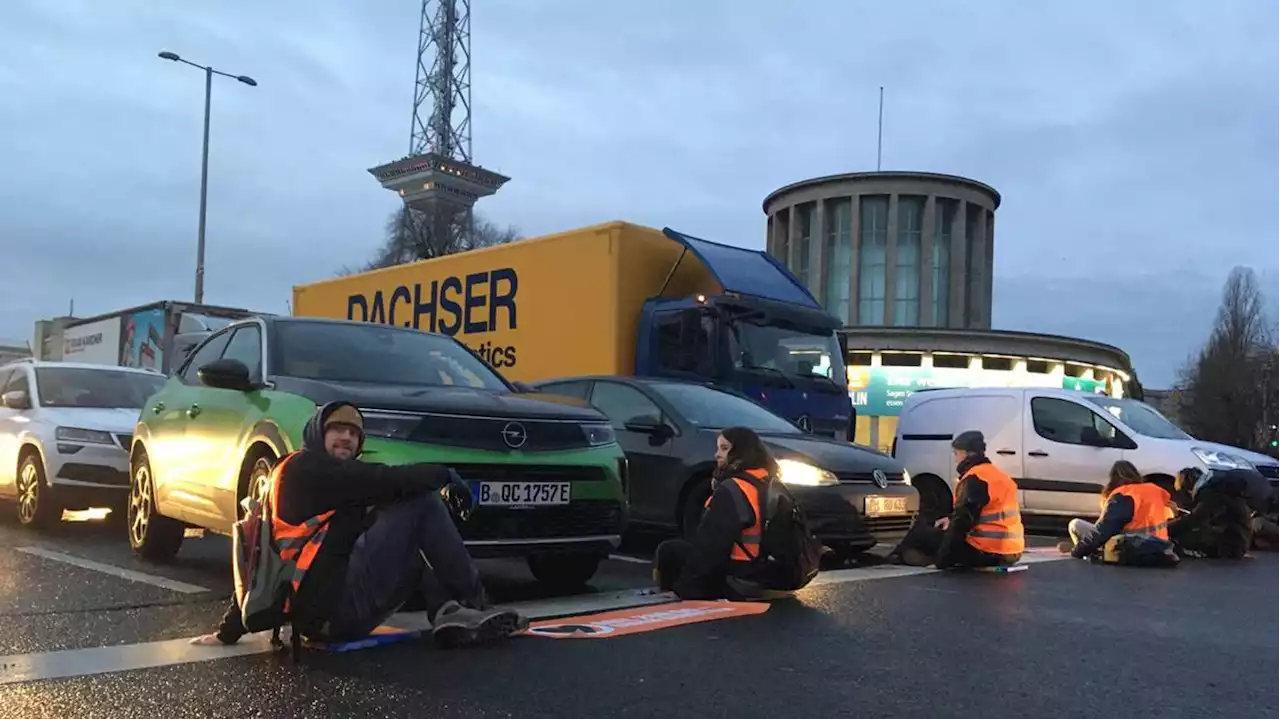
xmin=1177 ymin=266 xmax=1278 ymax=450
xmin=341 ymin=207 xmax=521 ymax=275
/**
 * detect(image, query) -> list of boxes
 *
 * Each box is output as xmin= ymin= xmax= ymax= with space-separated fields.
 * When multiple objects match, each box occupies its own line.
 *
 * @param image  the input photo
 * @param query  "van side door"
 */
xmin=1022 ymin=394 xmax=1129 ymax=517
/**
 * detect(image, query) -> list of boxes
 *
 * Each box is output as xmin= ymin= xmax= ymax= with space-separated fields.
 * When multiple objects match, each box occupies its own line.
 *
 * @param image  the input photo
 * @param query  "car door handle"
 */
xmin=996 ymin=449 xmax=1017 ymax=456
xmin=152 ymin=402 xmax=164 ymax=414
xmin=186 ymin=404 xmax=201 ymax=419
xmin=1028 ymin=450 xmax=1049 ymax=458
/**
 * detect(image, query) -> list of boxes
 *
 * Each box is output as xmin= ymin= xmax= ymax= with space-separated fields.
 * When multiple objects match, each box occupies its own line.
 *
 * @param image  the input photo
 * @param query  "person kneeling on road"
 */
xmin=1169 ymin=467 xmax=1260 ymax=559
xmin=653 ymin=426 xmax=819 ymax=600
xmin=193 ymin=401 xmax=525 ymax=649
xmin=894 ymin=431 xmax=1024 ymax=569
xmin=1068 ymin=470 xmax=1177 ymax=566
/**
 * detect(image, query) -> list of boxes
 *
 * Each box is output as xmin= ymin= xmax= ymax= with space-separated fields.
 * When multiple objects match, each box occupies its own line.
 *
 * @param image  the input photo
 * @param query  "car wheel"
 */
xmin=526 ymin=553 xmax=603 ymax=591
xmin=680 ymin=477 xmax=713 ymax=539
xmin=127 ymin=453 xmax=185 ymax=561
xmin=15 ymin=453 xmax=60 ymax=528
xmin=240 ymin=454 xmax=276 ymax=519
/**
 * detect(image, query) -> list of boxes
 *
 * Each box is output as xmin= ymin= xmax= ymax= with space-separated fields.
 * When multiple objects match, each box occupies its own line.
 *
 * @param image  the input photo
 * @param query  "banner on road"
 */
xmin=521 ymin=600 xmax=770 ymax=639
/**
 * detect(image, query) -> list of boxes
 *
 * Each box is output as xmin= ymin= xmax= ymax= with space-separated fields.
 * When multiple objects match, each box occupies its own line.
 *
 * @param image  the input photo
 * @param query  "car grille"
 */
xmin=454 ymin=500 xmax=625 ymax=541
xmin=1256 ymin=464 xmax=1278 ymax=480
xmin=452 ymin=464 xmax=608 ymax=483
xmin=115 ymin=433 xmax=133 ymax=450
xmin=863 ymin=515 xmax=916 ymax=534
xmin=407 ymin=414 xmax=592 ymax=452
xmin=836 ymin=471 xmax=902 ymax=485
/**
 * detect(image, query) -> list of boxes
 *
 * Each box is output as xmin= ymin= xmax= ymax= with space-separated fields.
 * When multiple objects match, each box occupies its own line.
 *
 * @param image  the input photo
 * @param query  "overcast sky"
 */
xmin=1 ymin=0 xmax=1275 ymax=386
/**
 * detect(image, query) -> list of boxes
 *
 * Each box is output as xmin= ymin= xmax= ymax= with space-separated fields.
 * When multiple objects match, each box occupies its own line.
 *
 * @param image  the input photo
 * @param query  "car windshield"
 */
xmin=274 ymin=321 xmax=508 ymax=391
xmin=650 ymin=382 xmax=801 ymax=433
xmin=35 ymin=368 xmax=165 ymax=409
xmin=1084 ymin=396 xmax=1190 ymax=440
xmin=728 ymin=320 xmax=846 ymax=386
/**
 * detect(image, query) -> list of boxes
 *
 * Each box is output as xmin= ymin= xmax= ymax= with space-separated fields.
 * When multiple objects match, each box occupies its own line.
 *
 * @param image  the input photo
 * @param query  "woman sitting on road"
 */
xmin=1064 ymin=460 xmax=1178 ymax=565
xmin=1058 ymin=460 xmax=1144 ymax=554
xmin=652 ymin=426 xmax=778 ymax=600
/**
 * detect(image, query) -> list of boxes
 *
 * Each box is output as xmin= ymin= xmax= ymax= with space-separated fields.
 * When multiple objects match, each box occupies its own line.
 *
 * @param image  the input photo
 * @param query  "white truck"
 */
xmin=53 ymin=301 xmax=257 ymax=374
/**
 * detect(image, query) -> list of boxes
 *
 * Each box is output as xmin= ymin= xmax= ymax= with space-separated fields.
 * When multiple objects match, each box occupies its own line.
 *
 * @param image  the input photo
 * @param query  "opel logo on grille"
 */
xmin=501 ymin=422 xmax=528 ymax=449
xmin=796 ymin=415 xmax=812 ymax=433
xmin=871 ymin=469 xmax=889 ymax=489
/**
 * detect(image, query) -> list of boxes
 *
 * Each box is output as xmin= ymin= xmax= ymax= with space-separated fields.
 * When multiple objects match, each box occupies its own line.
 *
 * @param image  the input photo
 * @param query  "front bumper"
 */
xmin=46 ymin=439 xmax=131 ymax=507
xmin=790 ymin=482 xmax=919 ymax=552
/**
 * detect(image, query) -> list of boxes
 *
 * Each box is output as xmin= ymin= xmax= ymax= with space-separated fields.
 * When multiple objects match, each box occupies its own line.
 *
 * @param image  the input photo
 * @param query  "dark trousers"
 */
xmin=654 ymin=539 xmax=764 ymax=600
xmin=325 ymin=493 xmax=486 ymax=641
xmin=894 ymin=516 xmax=1020 ymax=569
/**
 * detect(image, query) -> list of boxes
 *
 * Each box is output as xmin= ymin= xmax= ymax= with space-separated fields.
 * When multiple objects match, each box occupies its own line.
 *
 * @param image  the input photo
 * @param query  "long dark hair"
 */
xmin=1103 ymin=460 xmax=1143 ymax=498
xmin=717 ymin=426 xmax=779 ymax=478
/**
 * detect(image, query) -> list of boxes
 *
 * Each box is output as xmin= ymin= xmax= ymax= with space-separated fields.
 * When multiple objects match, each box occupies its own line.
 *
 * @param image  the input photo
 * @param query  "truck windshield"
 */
xmin=35 ymin=368 xmax=166 ymax=409
xmin=274 ymin=321 xmax=509 ymax=391
xmin=651 ymin=382 xmax=802 ymax=434
xmin=1084 ymin=396 xmax=1190 ymax=440
xmin=728 ymin=321 xmax=846 ymax=386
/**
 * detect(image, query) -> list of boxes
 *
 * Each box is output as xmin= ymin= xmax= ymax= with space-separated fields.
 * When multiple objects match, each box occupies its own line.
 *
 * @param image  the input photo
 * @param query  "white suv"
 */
xmin=0 ymin=360 xmax=167 ymax=526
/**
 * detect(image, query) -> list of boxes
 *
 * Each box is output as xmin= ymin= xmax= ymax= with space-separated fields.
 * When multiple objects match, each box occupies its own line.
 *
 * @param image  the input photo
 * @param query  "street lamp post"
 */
xmin=158 ymin=51 xmax=257 ymax=305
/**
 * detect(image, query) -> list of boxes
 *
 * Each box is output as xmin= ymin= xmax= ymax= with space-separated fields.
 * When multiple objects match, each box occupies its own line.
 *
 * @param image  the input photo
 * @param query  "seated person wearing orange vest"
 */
xmin=896 ymin=430 xmax=1024 ymax=569
xmin=653 ymin=427 xmax=777 ymax=600
xmin=194 ymin=402 xmax=525 ymax=648
xmin=1069 ymin=472 xmax=1175 ymax=561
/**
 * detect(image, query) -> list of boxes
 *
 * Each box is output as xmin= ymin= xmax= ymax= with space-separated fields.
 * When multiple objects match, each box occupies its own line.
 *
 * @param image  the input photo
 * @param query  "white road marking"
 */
xmin=15 ymin=547 xmax=210 ymax=595
xmin=607 ymin=553 xmax=651 ymax=565
xmin=0 ymin=550 xmax=1074 ymax=686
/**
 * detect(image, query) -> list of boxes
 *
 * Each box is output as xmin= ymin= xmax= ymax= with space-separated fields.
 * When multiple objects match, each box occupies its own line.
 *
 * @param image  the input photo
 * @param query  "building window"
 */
xmin=932 ymin=198 xmax=955 ymax=327
xmin=824 ymin=198 xmax=853 ymax=323
xmin=893 ymin=196 xmax=923 ymax=326
xmin=857 ymin=195 xmax=889 ymax=325
xmin=796 ymin=203 xmax=814 ymax=291
xmin=963 ymin=204 xmax=979 ymax=326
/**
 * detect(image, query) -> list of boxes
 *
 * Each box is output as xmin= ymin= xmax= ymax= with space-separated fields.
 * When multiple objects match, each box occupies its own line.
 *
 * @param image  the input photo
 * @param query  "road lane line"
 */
xmin=15 ymin=547 xmax=210 ymax=595
xmin=608 ymin=553 xmax=651 ymax=565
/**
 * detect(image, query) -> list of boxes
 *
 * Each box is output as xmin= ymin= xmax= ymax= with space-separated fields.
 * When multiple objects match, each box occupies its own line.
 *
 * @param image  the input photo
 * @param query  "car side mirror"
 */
xmin=1079 ymin=426 xmax=1110 ymax=447
xmin=624 ymin=415 xmax=673 ymax=440
xmin=1 ymin=390 xmax=31 ymax=410
xmin=198 ymin=358 xmax=256 ymax=392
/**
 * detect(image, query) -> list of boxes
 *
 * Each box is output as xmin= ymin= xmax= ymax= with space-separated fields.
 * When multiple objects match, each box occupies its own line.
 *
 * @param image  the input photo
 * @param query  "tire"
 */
xmin=239 ymin=453 xmax=276 ymax=520
xmin=15 ymin=452 xmax=61 ymax=528
xmin=526 ymin=553 xmax=603 ymax=591
xmin=912 ymin=475 xmax=954 ymax=522
xmin=127 ymin=452 xmax=185 ymax=561
xmin=680 ymin=477 xmax=713 ymax=540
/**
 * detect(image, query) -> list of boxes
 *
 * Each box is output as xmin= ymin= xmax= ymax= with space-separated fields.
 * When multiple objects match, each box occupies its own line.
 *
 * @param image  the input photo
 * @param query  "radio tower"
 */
xmin=368 ymin=0 xmax=509 ymax=252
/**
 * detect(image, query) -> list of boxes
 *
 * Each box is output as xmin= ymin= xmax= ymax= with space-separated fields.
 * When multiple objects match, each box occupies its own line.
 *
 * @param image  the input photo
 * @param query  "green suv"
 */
xmin=128 ymin=316 xmax=629 ymax=589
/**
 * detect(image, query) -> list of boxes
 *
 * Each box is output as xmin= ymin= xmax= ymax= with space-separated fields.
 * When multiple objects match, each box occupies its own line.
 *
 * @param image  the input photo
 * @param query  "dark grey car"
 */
xmin=532 ymin=376 xmax=919 ymax=559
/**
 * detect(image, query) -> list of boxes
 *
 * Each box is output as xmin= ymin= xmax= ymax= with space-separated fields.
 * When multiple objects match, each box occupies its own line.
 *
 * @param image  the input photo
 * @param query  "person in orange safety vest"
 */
xmin=895 ymin=430 xmax=1024 ymax=569
xmin=1071 ymin=462 xmax=1177 ymax=561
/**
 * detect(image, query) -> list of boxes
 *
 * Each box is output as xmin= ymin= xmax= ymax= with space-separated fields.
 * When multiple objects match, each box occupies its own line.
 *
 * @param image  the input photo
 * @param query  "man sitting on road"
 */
xmin=1169 ymin=467 xmax=1262 ymax=559
xmin=194 ymin=401 xmax=525 ymax=648
xmin=892 ymin=431 xmax=1025 ymax=569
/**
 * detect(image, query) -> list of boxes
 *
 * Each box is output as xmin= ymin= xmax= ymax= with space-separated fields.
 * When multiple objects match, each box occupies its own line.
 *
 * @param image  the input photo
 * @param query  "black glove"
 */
xmin=440 ymin=469 xmax=475 ymax=518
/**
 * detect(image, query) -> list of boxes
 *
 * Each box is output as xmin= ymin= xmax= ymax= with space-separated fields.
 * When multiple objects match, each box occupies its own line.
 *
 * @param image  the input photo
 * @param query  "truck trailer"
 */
xmin=54 ymin=301 xmax=257 ymax=374
xmin=293 ymin=221 xmax=853 ymax=439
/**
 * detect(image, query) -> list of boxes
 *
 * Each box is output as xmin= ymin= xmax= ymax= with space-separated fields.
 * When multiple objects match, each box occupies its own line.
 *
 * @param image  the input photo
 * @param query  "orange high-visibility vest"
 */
xmin=705 ymin=468 xmax=767 ymax=562
xmin=268 ymin=452 xmax=334 ymax=610
xmin=956 ymin=463 xmax=1025 ymax=555
xmin=1110 ymin=483 xmax=1172 ymax=541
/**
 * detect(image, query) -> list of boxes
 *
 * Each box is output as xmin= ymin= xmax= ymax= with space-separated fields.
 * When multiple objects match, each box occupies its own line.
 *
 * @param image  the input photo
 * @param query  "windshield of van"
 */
xmin=274 ymin=321 xmax=508 ymax=391
xmin=650 ymin=382 xmax=801 ymax=434
xmin=1084 ymin=396 xmax=1190 ymax=440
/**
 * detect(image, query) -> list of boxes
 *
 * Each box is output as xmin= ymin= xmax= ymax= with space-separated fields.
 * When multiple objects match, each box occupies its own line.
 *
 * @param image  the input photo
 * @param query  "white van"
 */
xmin=892 ymin=387 xmax=1279 ymax=520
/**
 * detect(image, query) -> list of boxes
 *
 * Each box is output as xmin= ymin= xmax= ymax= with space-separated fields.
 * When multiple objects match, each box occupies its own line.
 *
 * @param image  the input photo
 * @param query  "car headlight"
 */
xmin=582 ymin=423 xmax=617 ymax=446
xmin=902 ymin=469 xmax=912 ymax=485
xmin=361 ymin=412 xmax=420 ymax=441
xmin=55 ymin=427 xmax=115 ymax=445
xmin=777 ymin=458 xmax=839 ymax=487
xmin=1191 ymin=447 xmax=1250 ymax=471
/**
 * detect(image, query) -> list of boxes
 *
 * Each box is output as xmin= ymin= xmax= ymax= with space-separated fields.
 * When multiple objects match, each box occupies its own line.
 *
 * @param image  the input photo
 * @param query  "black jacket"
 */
xmin=673 ymin=472 xmax=762 ymax=600
xmin=935 ymin=455 xmax=1021 ymax=566
xmin=1169 ymin=471 xmax=1255 ymax=559
xmin=216 ymin=401 xmax=454 ymax=642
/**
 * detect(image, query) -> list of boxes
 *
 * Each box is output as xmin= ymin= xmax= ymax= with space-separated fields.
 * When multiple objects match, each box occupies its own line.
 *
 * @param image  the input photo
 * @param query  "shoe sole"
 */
xmin=433 ymin=610 xmax=526 ymax=649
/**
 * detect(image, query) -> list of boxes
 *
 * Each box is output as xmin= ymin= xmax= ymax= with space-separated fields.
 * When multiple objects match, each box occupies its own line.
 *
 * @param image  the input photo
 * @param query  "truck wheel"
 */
xmin=128 ymin=452 xmax=185 ymax=561
xmin=527 ymin=553 xmax=603 ymax=591
xmin=16 ymin=452 xmax=61 ymax=528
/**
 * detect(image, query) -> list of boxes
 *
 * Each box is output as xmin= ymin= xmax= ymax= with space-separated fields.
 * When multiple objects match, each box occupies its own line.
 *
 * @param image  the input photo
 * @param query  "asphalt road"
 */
xmin=0 ymin=510 xmax=1274 ymax=719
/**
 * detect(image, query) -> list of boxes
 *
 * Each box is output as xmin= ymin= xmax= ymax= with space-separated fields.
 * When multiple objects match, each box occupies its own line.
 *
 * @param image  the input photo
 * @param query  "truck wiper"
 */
xmin=744 ymin=365 xmax=794 ymax=389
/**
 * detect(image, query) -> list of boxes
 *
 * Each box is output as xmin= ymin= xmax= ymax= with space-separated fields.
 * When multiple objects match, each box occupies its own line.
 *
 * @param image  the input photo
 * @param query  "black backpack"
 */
xmin=734 ymin=474 xmax=823 ymax=591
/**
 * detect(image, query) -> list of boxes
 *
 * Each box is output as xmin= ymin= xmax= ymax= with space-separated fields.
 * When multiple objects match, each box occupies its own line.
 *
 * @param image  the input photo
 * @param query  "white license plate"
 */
xmin=864 ymin=496 xmax=909 ymax=517
xmin=475 ymin=482 xmax=571 ymax=507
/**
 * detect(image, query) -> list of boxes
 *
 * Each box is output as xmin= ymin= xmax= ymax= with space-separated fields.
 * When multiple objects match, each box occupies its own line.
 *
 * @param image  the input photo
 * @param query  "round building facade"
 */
xmin=764 ymin=171 xmax=1000 ymax=330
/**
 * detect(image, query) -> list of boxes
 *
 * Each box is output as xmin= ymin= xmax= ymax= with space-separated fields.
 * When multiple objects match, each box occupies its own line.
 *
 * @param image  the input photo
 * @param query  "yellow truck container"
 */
xmin=292 ymin=221 xmax=854 ymax=438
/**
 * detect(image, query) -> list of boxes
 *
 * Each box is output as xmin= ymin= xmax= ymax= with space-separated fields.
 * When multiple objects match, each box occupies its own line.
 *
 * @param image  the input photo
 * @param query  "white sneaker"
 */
xmin=431 ymin=600 xmax=527 ymax=648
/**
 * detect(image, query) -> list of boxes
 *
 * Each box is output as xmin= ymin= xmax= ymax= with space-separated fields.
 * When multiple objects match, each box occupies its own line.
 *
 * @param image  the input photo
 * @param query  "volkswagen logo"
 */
xmin=871 ymin=469 xmax=888 ymax=489
xmin=501 ymin=422 xmax=528 ymax=449
xmin=796 ymin=415 xmax=812 ymax=433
